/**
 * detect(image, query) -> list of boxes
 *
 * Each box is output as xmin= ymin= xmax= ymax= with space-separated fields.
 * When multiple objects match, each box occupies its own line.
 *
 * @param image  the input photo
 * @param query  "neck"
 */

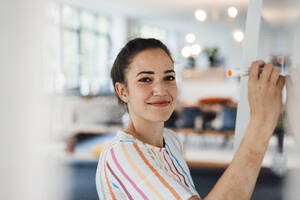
xmin=125 ymin=116 xmax=165 ymax=148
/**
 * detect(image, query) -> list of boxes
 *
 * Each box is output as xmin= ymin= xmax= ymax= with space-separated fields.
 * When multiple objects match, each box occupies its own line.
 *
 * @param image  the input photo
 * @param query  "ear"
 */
xmin=115 ymin=82 xmax=128 ymax=103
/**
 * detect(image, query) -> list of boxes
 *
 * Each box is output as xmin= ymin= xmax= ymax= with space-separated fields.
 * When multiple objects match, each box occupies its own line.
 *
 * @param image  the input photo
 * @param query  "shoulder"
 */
xmin=164 ymin=128 xmax=182 ymax=148
xmin=100 ymin=130 xmax=134 ymax=151
xmin=100 ymin=135 xmax=152 ymax=170
xmin=164 ymin=128 xmax=178 ymax=140
xmin=100 ymin=139 xmax=132 ymax=161
xmin=164 ymin=128 xmax=183 ymax=153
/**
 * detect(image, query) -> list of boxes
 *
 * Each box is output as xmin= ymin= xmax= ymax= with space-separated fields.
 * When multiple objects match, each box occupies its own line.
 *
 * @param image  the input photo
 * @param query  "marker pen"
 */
xmin=226 ymin=69 xmax=248 ymax=78
xmin=227 ymin=67 xmax=286 ymax=78
xmin=227 ymin=66 xmax=265 ymax=78
xmin=227 ymin=56 xmax=288 ymax=78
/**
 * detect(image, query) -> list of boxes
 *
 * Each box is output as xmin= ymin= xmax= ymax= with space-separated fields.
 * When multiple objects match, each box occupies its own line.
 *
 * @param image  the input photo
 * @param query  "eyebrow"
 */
xmin=136 ymin=69 xmax=175 ymax=77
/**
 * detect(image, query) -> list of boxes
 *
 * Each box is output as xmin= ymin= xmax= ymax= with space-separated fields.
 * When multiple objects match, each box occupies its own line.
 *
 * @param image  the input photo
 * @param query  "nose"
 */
xmin=152 ymin=80 xmax=168 ymax=96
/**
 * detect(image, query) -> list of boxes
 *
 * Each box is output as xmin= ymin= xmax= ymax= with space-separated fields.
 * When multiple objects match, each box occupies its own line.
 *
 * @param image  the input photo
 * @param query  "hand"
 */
xmin=248 ymin=60 xmax=285 ymax=132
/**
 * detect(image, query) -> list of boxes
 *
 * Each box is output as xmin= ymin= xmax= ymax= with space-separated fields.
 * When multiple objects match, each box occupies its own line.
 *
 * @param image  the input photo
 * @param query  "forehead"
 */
xmin=129 ymin=48 xmax=174 ymax=73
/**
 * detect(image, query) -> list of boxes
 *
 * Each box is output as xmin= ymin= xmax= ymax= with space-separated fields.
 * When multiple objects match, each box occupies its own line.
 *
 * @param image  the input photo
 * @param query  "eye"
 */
xmin=139 ymin=77 xmax=152 ymax=82
xmin=164 ymin=75 xmax=175 ymax=81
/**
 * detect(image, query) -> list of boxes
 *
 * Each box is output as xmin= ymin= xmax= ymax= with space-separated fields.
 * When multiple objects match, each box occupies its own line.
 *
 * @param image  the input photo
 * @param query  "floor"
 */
xmin=190 ymin=167 xmax=284 ymax=200
xmin=66 ymin=161 xmax=285 ymax=200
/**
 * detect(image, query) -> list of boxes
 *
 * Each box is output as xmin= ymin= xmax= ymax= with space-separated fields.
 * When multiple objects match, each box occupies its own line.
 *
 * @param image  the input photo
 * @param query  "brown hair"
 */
xmin=110 ymin=38 xmax=174 ymax=108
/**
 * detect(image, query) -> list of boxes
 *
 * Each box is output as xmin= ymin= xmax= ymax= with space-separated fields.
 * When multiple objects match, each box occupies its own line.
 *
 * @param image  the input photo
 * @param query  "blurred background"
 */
xmin=1 ymin=0 xmax=300 ymax=199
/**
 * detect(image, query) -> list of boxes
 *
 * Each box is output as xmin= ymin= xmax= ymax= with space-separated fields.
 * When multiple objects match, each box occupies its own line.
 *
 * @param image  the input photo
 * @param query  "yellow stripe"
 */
xmin=121 ymin=143 xmax=164 ymax=200
xmin=133 ymin=142 xmax=182 ymax=200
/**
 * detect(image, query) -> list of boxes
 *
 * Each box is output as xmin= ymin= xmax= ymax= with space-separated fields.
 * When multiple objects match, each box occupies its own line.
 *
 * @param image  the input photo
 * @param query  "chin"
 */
xmin=146 ymin=112 xmax=173 ymax=123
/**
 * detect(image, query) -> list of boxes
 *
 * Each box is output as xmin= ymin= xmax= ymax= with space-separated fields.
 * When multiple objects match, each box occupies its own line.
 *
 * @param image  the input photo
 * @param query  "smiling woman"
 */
xmin=95 ymin=38 xmax=200 ymax=199
xmin=95 ymin=38 xmax=285 ymax=200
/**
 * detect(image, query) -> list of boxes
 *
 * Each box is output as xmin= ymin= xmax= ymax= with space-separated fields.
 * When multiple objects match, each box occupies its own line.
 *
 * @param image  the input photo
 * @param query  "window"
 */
xmin=131 ymin=23 xmax=168 ymax=43
xmin=60 ymin=4 xmax=111 ymax=95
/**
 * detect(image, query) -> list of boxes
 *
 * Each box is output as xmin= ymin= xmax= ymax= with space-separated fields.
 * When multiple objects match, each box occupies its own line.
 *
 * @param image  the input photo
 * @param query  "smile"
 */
xmin=147 ymin=101 xmax=171 ymax=107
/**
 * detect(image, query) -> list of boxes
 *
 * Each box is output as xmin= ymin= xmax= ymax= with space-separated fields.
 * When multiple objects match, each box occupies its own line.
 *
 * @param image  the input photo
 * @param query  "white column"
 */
xmin=234 ymin=0 xmax=263 ymax=152
xmin=0 ymin=1 xmax=64 ymax=199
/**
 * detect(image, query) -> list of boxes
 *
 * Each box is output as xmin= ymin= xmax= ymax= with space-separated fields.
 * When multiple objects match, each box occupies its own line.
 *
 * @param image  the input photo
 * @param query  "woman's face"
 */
xmin=119 ymin=48 xmax=177 ymax=123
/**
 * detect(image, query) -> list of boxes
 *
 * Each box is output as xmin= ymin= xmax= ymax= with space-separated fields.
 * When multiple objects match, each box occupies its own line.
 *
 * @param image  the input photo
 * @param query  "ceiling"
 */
xmin=116 ymin=0 xmax=249 ymax=15
xmin=262 ymin=0 xmax=300 ymax=25
xmin=67 ymin=0 xmax=300 ymax=26
xmin=69 ymin=0 xmax=248 ymax=19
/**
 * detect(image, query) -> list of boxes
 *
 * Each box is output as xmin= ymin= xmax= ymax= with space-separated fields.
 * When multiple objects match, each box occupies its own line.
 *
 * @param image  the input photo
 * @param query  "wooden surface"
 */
xmin=62 ymin=125 xmax=235 ymax=168
xmin=65 ymin=124 xmax=234 ymax=137
xmin=61 ymin=125 xmax=300 ymax=170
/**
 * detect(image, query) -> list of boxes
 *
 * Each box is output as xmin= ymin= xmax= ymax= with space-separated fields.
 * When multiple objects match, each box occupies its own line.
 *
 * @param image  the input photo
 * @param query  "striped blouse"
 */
xmin=95 ymin=128 xmax=200 ymax=200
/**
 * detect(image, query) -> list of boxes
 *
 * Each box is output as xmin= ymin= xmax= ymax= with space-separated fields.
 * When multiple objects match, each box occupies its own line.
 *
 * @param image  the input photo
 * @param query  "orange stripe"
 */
xmin=121 ymin=143 xmax=164 ymax=200
xmin=133 ymin=142 xmax=182 ymax=200
xmin=104 ymin=143 xmax=117 ymax=200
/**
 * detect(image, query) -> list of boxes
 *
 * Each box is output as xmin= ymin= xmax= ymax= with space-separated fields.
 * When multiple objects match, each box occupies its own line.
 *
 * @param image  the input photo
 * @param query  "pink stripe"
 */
xmin=166 ymin=150 xmax=189 ymax=188
xmin=110 ymin=148 xmax=149 ymax=200
xmin=162 ymin=151 xmax=182 ymax=183
xmin=107 ymin=162 xmax=133 ymax=200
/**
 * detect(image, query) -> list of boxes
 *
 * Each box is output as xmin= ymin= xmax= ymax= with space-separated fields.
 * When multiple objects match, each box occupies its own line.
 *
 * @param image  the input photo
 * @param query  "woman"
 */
xmin=95 ymin=38 xmax=284 ymax=200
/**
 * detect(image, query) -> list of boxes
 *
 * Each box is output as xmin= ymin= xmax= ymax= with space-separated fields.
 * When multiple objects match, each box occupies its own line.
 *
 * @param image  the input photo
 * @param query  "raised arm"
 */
xmin=190 ymin=61 xmax=284 ymax=200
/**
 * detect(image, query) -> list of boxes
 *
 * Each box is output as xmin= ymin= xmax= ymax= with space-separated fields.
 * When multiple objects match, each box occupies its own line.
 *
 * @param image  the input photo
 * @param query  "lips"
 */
xmin=147 ymin=101 xmax=171 ymax=107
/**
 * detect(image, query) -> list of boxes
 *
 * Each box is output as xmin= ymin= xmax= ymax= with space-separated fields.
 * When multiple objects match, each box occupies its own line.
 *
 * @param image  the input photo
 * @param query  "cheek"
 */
xmin=170 ymin=83 xmax=178 ymax=100
xmin=129 ymin=84 xmax=150 ymax=101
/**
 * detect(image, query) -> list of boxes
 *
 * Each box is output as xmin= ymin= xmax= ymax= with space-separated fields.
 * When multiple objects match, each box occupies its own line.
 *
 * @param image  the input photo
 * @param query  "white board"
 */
xmin=234 ymin=0 xmax=263 ymax=152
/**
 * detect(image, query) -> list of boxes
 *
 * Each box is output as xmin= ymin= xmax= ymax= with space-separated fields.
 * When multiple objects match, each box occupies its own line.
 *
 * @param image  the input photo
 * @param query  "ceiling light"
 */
xmin=181 ymin=46 xmax=192 ymax=58
xmin=233 ymin=30 xmax=244 ymax=43
xmin=195 ymin=9 xmax=207 ymax=22
xmin=185 ymin=33 xmax=196 ymax=43
xmin=228 ymin=7 xmax=238 ymax=18
xmin=191 ymin=44 xmax=201 ymax=56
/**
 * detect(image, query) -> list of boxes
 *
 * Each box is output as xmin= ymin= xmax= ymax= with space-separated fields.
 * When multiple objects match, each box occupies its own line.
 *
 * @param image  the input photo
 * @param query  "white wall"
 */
xmin=0 ymin=1 xmax=65 ymax=199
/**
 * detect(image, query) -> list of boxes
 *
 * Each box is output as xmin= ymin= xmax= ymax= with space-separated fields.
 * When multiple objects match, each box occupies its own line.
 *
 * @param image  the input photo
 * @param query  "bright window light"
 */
xmin=185 ymin=33 xmax=196 ymax=43
xmin=181 ymin=46 xmax=192 ymax=58
xmin=233 ymin=30 xmax=244 ymax=43
xmin=195 ymin=9 xmax=207 ymax=22
xmin=228 ymin=7 xmax=238 ymax=18
xmin=191 ymin=44 xmax=201 ymax=56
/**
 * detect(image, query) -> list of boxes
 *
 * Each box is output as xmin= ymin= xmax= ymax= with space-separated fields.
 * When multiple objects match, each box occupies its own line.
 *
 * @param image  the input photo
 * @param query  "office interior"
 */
xmin=1 ymin=0 xmax=300 ymax=199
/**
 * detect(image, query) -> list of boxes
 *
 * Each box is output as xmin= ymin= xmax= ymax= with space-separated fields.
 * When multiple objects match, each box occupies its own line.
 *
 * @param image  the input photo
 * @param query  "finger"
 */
xmin=270 ymin=66 xmax=280 ymax=85
xmin=278 ymin=75 xmax=285 ymax=89
xmin=285 ymin=75 xmax=293 ymax=87
xmin=260 ymin=63 xmax=273 ymax=82
xmin=249 ymin=60 xmax=265 ymax=81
